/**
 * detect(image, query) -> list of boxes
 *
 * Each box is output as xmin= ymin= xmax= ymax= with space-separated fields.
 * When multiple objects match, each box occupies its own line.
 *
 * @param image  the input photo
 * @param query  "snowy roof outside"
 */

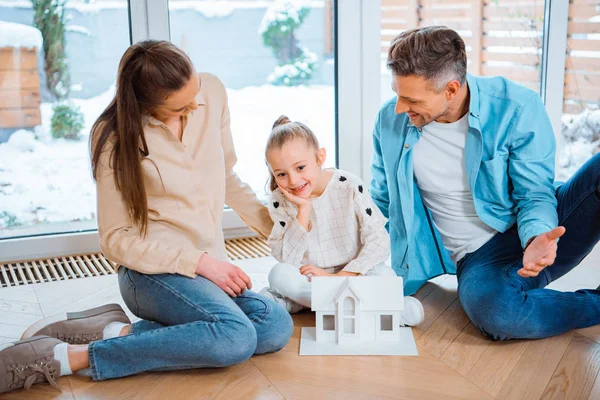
xmin=0 ymin=20 xmax=42 ymax=49
xmin=311 ymin=276 xmax=405 ymax=312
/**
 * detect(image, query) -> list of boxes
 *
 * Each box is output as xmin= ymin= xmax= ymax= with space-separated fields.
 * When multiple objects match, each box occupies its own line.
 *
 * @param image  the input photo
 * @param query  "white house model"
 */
xmin=312 ymin=276 xmax=405 ymax=344
xmin=299 ymin=276 xmax=418 ymax=356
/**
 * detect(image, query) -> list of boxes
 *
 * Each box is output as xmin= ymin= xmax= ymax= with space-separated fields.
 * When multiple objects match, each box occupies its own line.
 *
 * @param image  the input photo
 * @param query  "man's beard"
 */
xmin=410 ymin=106 xmax=449 ymax=128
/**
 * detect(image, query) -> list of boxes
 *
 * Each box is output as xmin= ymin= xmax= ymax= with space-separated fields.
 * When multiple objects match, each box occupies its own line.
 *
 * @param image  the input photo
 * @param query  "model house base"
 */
xmin=299 ymin=327 xmax=418 ymax=356
xmin=299 ymin=276 xmax=418 ymax=356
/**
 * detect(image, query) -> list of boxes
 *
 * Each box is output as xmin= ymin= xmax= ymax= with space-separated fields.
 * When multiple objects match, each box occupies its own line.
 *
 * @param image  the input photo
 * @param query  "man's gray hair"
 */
xmin=387 ymin=26 xmax=467 ymax=92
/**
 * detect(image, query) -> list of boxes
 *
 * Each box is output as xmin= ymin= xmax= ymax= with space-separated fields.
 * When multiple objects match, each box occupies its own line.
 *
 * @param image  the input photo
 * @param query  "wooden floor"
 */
xmin=1 ymin=254 xmax=600 ymax=400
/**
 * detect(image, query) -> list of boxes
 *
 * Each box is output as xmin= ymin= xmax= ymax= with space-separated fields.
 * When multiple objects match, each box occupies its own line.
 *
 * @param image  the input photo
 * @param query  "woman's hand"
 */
xmin=195 ymin=254 xmax=252 ymax=297
xmin=300 ymin=264 xmax=332 ymax=281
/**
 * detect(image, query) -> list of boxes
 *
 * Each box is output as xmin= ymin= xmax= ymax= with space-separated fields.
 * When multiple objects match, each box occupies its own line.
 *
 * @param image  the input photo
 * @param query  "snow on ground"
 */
xmin=0 ymin=20 xmax=42 ymax=48
xmin=558 ymin=109 xmax=600 ymax=181
xmin=0 ymin=85 xmax=335 ymax=230
xmin=0 ymin=85 xmax=115 ymax=229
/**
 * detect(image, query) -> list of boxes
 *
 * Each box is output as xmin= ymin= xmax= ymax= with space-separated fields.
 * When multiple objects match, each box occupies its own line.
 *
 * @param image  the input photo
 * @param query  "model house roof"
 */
xmin=311 ymin=276 xmax=404 ymax=312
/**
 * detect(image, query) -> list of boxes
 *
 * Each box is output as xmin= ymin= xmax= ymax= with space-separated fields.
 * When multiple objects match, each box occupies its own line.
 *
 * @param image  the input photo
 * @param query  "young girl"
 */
xmin=259 ymin=116 xmax=424 ymax=326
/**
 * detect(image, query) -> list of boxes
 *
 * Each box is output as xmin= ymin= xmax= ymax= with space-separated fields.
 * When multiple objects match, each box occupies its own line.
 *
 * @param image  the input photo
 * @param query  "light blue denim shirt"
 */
xmin=370 ymin=73 xmax=558 ymax=295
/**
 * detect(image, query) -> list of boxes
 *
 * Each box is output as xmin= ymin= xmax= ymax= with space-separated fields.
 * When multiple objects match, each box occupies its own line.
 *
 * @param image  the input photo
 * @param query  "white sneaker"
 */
xmin=259 ymin=287 xmax=304 ymax=314
xmin=399 ymin=296 xmax=425 ymax=326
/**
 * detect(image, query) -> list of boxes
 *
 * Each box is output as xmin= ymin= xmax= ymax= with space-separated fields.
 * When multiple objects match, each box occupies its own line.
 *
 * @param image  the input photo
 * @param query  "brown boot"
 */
xmin=0 ymin=336 xmax=62 ymax=394
xmin=21 ymin=304 xmax=130 ymax=344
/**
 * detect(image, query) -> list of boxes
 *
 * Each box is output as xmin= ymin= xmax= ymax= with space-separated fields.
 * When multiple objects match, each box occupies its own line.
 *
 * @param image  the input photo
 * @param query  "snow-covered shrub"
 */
xmin=32 ymin=0 xmax=71 ymax=99
xmin=51 ymin=102 xmax=84 ymax=140
xmin=562 ymin=109 xmax=600 ymax=144
xmin=259 ymin=0 xmax=317 ymax=86
xmin=0 ymin=212 xmax=21 ymax=229
xmin=268 ymin=51 xmax=317 ymax=86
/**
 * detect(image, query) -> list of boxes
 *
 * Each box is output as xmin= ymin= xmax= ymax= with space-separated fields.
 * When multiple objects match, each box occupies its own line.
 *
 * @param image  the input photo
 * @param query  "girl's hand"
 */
xmin=278 ymin=185 xmax=312 ymax=230
xmin=195 ymin=254 xmax=252 ymax=297
xmin=278 ymin=185 xmax=311 ymax=208
xmin=300 ymin=264 xmax=332 ymax=281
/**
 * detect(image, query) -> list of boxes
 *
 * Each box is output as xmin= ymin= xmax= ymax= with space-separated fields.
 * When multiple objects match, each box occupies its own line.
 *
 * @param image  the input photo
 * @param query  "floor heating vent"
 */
xmin=0 ymin=237 xmax=271 ymax=288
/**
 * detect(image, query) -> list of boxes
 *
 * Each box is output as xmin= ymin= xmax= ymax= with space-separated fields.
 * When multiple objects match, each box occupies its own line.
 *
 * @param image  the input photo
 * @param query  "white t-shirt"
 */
xmin=412 ymin=113 xmax=497 ymax=263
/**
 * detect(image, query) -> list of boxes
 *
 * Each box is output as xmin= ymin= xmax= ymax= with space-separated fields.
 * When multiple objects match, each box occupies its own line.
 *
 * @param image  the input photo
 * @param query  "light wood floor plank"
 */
xmin=541 ymin=334 xmax=600 ymax=400
xmin=68 ymin=370 xmax=183 ymax=400
xmin=252 ymin=323 xmax=494 ymax=400
xmin=68 ymin=362 xmax=283 ymax=400
xmin=439 ymin=322 xmax=491 ymax=376
xmin=577 ymin=324 xmax=600 ymax=346
xmin=413 ymin=282 xmax=439 ymax=302
xmin=252 ymin=351 xmax=493 ymax=400
xmin=1 ymin=376 xmax=74 ymax=400
xmin=467 ymin=339 xmax=530 ymax=397
xmin=417 ymin=298 xmax=471 ymax=358
xmin=413 ymin=274 xmax=448 ymax=302
xmin=496 ymin=331 xmax=574 ymax=400
xmin=190 ymin=362 xmax=283 ymax=400
xmin=271 ymin=382 xmax=395 ymax=400
xmin=413 ymin=276 xmax=458 ymax=340
xmin=587 ymin=368 xmax=600 ymax=400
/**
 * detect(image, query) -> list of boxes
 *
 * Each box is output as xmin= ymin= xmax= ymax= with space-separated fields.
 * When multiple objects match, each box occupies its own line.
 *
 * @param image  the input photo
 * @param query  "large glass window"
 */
xmin=168 ymin=0 xmax=336 ymax=198
xmin=0 ymin=0 xmax=130 ymax=239
xmin=380 ymin=0 xmax=545 ymax=103
xmin=558 ymin=1 xmax=600 ymax=181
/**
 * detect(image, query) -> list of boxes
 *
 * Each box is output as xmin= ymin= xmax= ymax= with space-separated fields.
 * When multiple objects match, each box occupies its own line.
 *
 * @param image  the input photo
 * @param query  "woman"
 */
xmin=0 ymin=40 xmax=293 ymax=394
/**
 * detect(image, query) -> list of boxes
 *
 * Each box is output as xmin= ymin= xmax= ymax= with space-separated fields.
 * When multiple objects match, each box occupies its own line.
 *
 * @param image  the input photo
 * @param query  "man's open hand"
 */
xmin=519 ymin=226 xmax=566 ymax=278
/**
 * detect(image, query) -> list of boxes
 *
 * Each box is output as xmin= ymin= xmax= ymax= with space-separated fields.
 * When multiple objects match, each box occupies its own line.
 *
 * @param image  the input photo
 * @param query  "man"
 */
xmin=371 ymin=26 xmax=600 ymax=340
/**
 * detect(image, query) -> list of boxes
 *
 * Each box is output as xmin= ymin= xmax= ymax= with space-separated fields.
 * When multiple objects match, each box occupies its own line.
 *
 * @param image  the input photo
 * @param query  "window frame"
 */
xmin=1 ymin=0 xmax=570 ymax=262
xmin=0 ymin=0 xmax=367 ymax=261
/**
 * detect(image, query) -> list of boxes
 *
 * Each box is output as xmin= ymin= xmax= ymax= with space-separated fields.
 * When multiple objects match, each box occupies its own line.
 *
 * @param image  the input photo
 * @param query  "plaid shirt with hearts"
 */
xmin=267 ymin=169 xmax=391 ymax=274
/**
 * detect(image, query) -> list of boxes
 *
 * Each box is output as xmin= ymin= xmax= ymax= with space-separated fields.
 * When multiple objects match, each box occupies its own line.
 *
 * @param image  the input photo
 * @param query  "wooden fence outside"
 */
xmin=381 ymin=0 xmax=600 ymax=114
xmin=0 ymin=47 xmax=42 ymax=129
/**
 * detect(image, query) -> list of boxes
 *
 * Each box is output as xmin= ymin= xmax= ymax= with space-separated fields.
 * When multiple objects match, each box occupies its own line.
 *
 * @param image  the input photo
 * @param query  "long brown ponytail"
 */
xmin=265 ymin=115 xmax=320 ymax=192
xmin=90 ymin=40 xmax=194 ymax=235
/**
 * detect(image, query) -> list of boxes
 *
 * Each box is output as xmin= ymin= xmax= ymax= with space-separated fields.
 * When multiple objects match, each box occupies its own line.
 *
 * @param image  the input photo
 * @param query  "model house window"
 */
xmin=381 ymin=315 xmax=393 ymax=331
xmin=342 ymin=296 xmax=356 ymax=335
xmin=343 ymin=297 xmax=355 ymax=314
xmin=323 ymin=315 xmax=335 ymax=331
xmin=344 ymin=318 xmax=356 ymax=334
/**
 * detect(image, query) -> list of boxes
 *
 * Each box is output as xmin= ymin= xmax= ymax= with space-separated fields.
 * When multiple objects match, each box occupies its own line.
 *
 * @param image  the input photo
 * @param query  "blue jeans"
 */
xmin=457 ymin=154 xmax=600 ymax=340
xmin=87 ymin=267 xmax=293 ymax=381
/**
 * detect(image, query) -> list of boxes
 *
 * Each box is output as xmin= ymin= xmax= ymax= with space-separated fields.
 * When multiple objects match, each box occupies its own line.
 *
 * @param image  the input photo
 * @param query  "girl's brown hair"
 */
xmin=90 ymin=40 xmax=194 ymax=235
xmin=265 ymin=115 xmax=320 ymax=192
